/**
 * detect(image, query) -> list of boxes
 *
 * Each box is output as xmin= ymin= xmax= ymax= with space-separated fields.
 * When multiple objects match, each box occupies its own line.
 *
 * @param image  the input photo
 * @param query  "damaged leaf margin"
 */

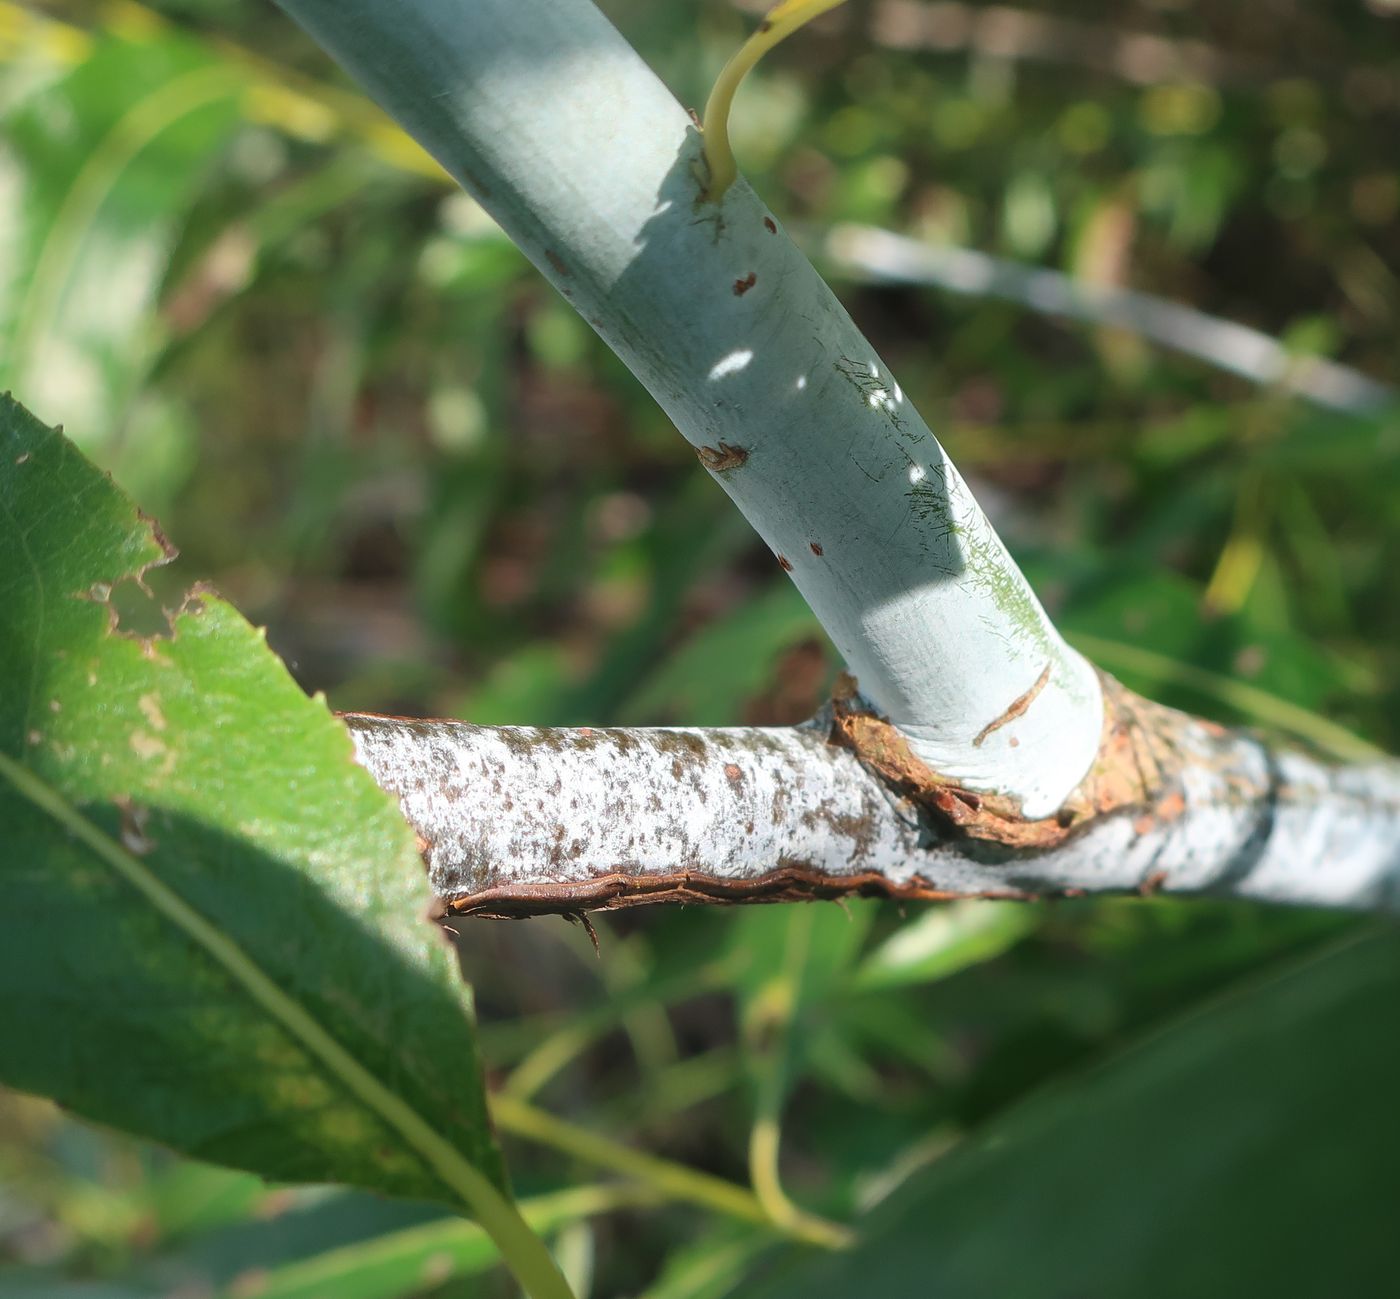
xmin=0 ymin=392 xmax=511 ymax=1208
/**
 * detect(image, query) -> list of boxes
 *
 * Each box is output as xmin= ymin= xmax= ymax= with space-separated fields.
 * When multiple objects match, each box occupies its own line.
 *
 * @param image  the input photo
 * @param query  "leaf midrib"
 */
xmin=0 ymin=749 xmax=508 ymax=1228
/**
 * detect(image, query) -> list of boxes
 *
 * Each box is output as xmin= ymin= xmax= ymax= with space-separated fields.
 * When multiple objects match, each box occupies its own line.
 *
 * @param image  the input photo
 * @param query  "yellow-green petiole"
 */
xmin=702 ymin=0 xmax=848 ymax=202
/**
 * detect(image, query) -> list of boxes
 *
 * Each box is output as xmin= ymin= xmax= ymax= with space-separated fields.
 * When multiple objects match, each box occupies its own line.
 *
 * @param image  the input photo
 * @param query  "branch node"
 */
xmin=827 ymin=671 xmax=1186 ymax=849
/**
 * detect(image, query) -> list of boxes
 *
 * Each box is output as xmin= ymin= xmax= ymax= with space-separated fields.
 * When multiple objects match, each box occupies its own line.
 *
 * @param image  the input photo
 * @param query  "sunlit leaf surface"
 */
xmin=0 ymin=395 xmax=503 ymax=1204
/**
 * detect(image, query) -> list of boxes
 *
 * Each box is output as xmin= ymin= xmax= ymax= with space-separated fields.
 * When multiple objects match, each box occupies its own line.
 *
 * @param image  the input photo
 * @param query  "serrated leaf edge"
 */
xmin=0 ymin=749 xmax=557 ymax=1289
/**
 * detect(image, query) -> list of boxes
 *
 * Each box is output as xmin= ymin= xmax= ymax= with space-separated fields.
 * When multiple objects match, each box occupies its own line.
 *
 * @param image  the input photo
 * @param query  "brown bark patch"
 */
xmin=1138 ymin=869 xmax=1169 ymax=896
xmin=447 ymin=864 xmax=1033 ymax=918
xmin=972 ymin=662 xmax=1051 ymax=747
xmin=827 ymin=670 xmax=1188 ymax=850
xmin=696 ymin=441 xmax=749 ymax=471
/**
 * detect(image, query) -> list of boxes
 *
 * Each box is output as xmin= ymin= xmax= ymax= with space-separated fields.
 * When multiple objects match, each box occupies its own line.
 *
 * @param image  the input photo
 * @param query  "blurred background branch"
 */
xmin=823 ymin=223 xmax=1395 ymax=413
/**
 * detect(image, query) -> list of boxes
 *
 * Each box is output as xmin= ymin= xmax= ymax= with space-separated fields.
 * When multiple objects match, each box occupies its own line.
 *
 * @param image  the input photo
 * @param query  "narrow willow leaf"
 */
xmin=214 ymin=1186 xmax=652 ymax=1299
xmin=853 ymin=901 xmax=1039 ymax=992
xmin=765 ymin=931 xmax=1400 ymax=1298
xmin=0 ymin=394 xmax=504 ymax=1205
xmin=0 ymin=34 xmax=244 ymax=447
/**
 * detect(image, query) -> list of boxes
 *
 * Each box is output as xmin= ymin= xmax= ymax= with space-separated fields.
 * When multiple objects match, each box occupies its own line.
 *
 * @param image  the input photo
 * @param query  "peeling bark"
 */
xmin=344 ymin=690 xmax=1400 ymax=917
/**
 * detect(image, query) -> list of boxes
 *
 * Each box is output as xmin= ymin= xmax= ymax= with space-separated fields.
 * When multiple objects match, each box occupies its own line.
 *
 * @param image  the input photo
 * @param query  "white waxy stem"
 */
xmin=276 ymin=0 xmax=1103 ymax=816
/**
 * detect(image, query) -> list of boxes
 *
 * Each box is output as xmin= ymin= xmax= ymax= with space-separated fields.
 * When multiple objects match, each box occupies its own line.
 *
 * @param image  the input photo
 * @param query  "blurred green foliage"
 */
xmin=1 ymin=0 xmax=1397 ymax=1294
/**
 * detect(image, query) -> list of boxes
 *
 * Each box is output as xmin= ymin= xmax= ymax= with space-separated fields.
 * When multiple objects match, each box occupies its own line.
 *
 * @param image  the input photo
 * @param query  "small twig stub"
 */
xmin=696 ymin=441 xmax=749 ymax=471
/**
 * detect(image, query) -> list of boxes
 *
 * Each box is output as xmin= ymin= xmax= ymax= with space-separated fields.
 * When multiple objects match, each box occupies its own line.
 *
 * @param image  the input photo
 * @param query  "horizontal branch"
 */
xmin=344 ymin=712 xmax=923 ymax=914
xmin=344 ymin=697 xmax=1400 ymax=917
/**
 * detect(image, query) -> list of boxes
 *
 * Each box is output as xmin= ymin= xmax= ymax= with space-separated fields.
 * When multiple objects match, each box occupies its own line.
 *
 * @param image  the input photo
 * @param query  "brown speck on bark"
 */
xmin=545 ymin=249 xmax=570 ymax=277
xmin=764 ymin=216 xmax=778 ymax=233
xmin=809 ymin=541 xmax=823 ymax=556
xmin=972 ymin=662 xmax=1052 ymax=748
xmin=1135 ymin=789 xmax=1186 ymax=836
xmin=696 ymin=441 xmax=749 ymax=471
xmin=1139 ymin=869 xmax=1169 ymax=896
xmin=1156 ymin=791 xmax=1187 ymax=821
xmin=733 ymin=272 xmax=757 ymax=296
xmin=777 ymin=554 xmax=793 ymax=571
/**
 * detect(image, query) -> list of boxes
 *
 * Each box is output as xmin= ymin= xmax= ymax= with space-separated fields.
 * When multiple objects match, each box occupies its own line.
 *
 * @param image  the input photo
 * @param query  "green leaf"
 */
xmin=622 ymin=583 xmax=825 ymax=726
xmin=727 ymin=904 xmax=876 ymax=1238
xmin=853 ymin=901 xmax=1039 ymax=993
xmin=212 ymin=1185 xmax=646 ymax=1299
xmin=0 ymin=33 xmax=244 ymax=451
xmin=764 ymin=931 xmax=1400 ymax=1298
xmin=729 ymin=903 xmax=877 ymax=1107
xmin=643 ymin=1227 xmax=771 ymax=1299
xmin=0 ymin=394 xmax=504 ymax=1207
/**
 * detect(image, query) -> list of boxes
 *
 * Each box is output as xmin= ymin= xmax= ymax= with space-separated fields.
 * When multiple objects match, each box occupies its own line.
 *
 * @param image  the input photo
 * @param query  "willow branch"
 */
xmin=275 ymin=0 xmax=1102 ymax=819
xmin=271 ymin=0 xmax=1400 ymax=916
xmin=344 ymin=700 xmax=1400 ymax=916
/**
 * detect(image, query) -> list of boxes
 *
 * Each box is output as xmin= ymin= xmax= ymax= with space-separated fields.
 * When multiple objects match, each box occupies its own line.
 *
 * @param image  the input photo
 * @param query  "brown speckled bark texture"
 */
xmin=343 ymin=679 xmax=1400 ymax=917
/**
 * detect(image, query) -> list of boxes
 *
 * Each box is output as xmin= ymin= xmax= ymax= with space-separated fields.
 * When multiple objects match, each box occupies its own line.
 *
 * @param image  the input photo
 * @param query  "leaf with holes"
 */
xmin=0 ymin=393 xmax=505 ymax=1206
